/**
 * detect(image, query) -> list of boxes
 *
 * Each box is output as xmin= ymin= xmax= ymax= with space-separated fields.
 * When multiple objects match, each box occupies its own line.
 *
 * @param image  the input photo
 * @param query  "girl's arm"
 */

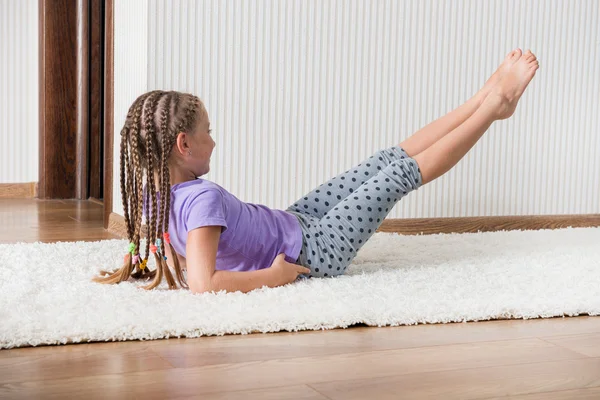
xmin=185 ymin=226 xmax=284 ymax=294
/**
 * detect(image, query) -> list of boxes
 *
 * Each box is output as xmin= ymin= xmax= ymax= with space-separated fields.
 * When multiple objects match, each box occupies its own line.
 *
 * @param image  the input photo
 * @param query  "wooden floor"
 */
xmin=1 ymin=199 xmax=599 ymax=400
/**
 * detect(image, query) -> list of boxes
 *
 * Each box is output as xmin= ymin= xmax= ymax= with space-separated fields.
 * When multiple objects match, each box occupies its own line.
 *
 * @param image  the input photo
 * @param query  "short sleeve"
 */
xmin=184 ymin=189 xmax=228 ymax=233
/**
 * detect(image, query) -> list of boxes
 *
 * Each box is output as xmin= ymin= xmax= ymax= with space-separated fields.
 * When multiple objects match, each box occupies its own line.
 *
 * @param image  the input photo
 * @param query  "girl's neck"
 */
xmin=156 ymin=169 xmax=198 ymax=188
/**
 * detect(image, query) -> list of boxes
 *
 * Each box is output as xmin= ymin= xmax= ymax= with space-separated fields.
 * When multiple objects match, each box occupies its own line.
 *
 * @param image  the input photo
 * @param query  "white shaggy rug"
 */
xmin=1 ymin=227 xmax=599 ymax=349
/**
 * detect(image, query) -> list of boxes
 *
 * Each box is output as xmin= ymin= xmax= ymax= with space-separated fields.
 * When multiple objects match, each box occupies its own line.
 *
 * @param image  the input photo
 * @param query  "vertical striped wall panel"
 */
xmin=0 ymin=0 xmax=38 ymax=183
xmin=113 ymin=0 xmax=148 ymax=216
xmin=114 ymin=0 xmax=600 ymax=218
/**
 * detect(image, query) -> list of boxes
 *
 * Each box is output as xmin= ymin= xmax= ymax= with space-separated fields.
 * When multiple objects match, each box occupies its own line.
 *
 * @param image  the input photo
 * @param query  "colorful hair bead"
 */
xmin=139 ymin=259 xmax=147 ymax=270
xmin=163 ymin=232 xmax=171 ymax=244
xmin=155 ymin=238 xmax=162 ymax=248
xmin=163 ymin=256 xmax=167 ymax=261
xmin=150 ymin=244 xmax=157 ymax=253
xmin=128 ymin=242 xmax=136 ymax=254
xmin=132 ymin=254 xmax=140 ymax=264
xmin=123 ymin=253 xmax=130 ymax=263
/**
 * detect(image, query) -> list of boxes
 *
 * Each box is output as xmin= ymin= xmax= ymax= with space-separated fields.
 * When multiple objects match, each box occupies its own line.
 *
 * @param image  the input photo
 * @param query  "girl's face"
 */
xmin=190 ymin=118 xmax=215 ymax=176
xmin=173 ymin=117 xmax=216 ymax=179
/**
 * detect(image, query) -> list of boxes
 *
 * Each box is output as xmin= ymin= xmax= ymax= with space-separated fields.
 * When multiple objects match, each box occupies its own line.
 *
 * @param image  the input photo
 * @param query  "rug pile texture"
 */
xmin=1 ymin=227 xmax=599 ymax=349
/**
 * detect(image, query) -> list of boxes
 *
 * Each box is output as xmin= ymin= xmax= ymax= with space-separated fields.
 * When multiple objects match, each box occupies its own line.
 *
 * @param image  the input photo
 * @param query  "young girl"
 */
xmin=94 ymin=48 xmax=538 ymax=294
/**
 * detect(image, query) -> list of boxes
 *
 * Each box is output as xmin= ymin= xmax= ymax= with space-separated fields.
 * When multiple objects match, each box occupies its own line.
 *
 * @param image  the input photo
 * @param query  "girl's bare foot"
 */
xmin=475 ymin=48 xmax=523 ymax=105
xmin=482 ymin=50 xmax=539 ymax=120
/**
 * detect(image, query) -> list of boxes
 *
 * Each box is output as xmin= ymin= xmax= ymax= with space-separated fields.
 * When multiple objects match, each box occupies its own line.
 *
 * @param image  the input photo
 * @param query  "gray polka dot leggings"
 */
xmin=286 ymin=145 xmax=423 ymax=279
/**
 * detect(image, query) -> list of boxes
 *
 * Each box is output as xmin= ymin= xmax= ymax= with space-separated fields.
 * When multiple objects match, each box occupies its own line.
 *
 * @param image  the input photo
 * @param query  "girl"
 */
xmin=93 ymin=48 xmax=538 ymax=294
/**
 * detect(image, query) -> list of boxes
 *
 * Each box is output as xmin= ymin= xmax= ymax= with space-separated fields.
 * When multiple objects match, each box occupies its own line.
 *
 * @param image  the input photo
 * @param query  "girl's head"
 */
xmin=93 ymin=90 xmax=214 ymax=290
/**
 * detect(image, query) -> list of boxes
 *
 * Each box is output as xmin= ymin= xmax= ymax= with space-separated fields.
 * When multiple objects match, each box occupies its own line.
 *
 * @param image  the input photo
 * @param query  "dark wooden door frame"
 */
xmin=38 ymin=0 xmax=83 ymax=199
xmin=90 ymin=0 xmax=105 ymax=200
xmin=38 ymin=0 xmax=104 ymax=200
xmin=103 ymin=0 xmax=113 ymax=228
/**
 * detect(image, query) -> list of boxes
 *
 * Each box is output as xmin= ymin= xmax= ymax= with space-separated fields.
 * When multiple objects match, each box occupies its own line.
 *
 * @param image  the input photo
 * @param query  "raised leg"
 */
xmin=413 ymin=49 xmax=539 ymax=185
xmin=398 ymin=96 xmax=484 ymax=159
xmin=399 ymin=48 xmax=524 ymax=158
xmin=413 ymin=105 xmax=496 ymax=185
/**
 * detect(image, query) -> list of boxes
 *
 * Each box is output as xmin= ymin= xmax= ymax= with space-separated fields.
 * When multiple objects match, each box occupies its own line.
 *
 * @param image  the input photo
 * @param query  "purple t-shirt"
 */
xmin=163 ymin=179 xmax=303 ymax=272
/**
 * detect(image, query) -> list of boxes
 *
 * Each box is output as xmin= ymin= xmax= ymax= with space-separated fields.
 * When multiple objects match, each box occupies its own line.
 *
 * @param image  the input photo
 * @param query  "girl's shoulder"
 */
xmin=171 ymin=178 xmax=221 ymax=191
xmin=171 ymin=179 xmax=228 ymax=199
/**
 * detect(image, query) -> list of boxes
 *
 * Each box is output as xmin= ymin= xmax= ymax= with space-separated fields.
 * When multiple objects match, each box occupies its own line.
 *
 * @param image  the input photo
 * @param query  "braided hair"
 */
xmin=93 ymin=90 xmax=205 ymax=290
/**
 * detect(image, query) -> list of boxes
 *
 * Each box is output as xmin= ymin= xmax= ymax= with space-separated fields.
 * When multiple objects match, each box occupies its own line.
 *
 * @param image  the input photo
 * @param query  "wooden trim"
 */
xmin=108 ymin=213 xmax=148 ymax=239
xmin=103 ymin=0 xmax=114 ymax=229
xmin=76 ymin=0 xmax=90 ymax=199
xmin=0 ymin=183 xmax=38 ymax=199
xmin=108 ymin=213 xmax=127 ymax=238
xmin=108 ymin=212 xmax=600 ymax=239
xmin=38 ymin=0 xmax=46 ymax=199
xmin=89 ymin=0 xmax=105 ymax=200
xmin=378 ymin=214 xmax=600 ymax=235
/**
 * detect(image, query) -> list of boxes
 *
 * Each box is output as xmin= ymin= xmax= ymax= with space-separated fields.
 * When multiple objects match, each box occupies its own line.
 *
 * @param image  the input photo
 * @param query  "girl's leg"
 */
xmin=398 ymin=95 xmax=483 ymax=158
xmin=399 ymin=48 xmax=523 ymax=158
xmin=413 ymin=102 xmax=496 ymax=185
xmin=414 ymin=46 xmax=539 ymax=185
xmin=293 ymin=155 xmax=423 ymax=278
xmin=287 ymin=146 xmax=415 ymax=220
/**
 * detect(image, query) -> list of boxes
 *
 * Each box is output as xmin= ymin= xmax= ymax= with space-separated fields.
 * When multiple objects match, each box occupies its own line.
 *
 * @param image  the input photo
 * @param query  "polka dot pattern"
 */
xmin=286 ymin=146 xmax=423 ymax=279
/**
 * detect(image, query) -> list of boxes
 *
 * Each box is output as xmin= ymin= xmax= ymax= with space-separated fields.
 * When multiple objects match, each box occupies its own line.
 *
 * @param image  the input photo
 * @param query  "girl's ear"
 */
xmin=174 ymin=132 xmax=189 ymax=156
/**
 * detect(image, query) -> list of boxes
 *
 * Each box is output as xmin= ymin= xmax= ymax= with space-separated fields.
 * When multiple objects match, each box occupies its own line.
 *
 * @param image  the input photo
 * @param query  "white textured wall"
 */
xmin=114 ymin=0 xmax=600 ymax=219
xmin=0 ymin=0 xmax=39 ymax=183
xmin=113 ymin=0 xmax=148 ymax=216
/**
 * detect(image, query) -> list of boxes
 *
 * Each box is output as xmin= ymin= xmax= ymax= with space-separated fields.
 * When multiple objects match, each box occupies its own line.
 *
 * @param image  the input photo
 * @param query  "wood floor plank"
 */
xmin=174 ymin=384 xmax=330 ymax=400
xmin=0 ymin=344 xmax=173 ymax=385
xmin=308 ymin=358 xmax=600 ymax=400
xmin=0 ymin=338 xmax=588 ymax=399
xmin=0 ymin=199 xmax=119 ymax=243
xmin=147 ymin=317 xmax=600 ymax=368
xmin=484 ymin=386 xmax=600 ymax=399
xmin=540 ymin=332 xmax=600 ymax=357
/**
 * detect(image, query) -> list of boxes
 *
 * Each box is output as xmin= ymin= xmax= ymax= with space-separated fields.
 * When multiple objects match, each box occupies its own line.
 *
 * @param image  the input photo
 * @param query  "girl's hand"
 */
xmin=270 ymin=253 xmax=311 ymax=286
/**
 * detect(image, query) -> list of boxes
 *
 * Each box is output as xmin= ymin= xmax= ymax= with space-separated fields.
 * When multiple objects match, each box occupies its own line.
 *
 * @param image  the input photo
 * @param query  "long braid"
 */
xmin=157 ymin=93 xmax=178 ymax=289
xmin=120 ymin=99 xmax=141 ymax=242
xmin=141 ymin=91 xmax=173 ymax=290
xmin=157 ymin=94 xmax=170 ymax=249
xmin=132 ymin=91 xmax=160 ymax=280
xmin=120 ymin=127 xmax=133 ymax=239
xmin=140 ymin=91 xmax=161 ymax=289
xmin=93 ymin=92 xmax=153 ymax=284
xmin=162 ymin=93 xmax=189 ymax=289
xmin=121 ymin=93 xmax=154 ymax=283
xmin=95 ymin=126 xmax=133 ymax=279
